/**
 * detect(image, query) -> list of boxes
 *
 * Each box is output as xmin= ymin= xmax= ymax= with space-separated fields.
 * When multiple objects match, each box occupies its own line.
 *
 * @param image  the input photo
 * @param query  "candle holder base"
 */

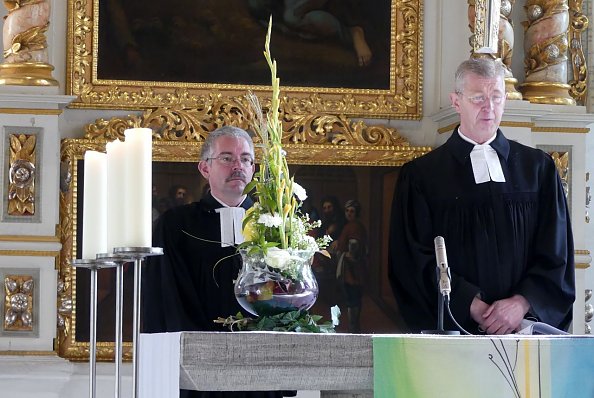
xmin=71 ymin=258 xmax=118 ymax=269
xmin=113 ymin=246 xmax=164 ymax=260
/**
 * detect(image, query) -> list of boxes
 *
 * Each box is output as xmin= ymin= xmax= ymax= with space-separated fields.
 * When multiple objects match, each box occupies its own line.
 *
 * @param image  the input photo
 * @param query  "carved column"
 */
xmin=498 ymin=0 xmax=522 ymax=99
xmin=567 ymin=0 xmax=588 ymax=104
xmin=520 ymin=0 xmax=574 ymax=105
xmin=468 ymin=0 xmax=522 ymax=100
xmin=0 ymin=0 xmax=57 ymax=86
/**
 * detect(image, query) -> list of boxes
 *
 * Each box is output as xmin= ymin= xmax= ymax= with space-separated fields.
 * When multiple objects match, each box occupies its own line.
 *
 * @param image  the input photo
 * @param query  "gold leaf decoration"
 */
xmin=8 ymin=134 xmax=36 ymax=216
xmin=3 ymin=23 xmax=48 ymax=58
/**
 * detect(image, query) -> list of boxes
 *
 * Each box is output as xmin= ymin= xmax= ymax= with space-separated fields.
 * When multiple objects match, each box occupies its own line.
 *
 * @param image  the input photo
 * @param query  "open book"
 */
xmin=516 ymin=319 xmax=569 ymax=335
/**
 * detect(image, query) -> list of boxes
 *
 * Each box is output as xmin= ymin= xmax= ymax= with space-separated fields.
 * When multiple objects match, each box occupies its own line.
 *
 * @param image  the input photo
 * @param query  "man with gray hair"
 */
xmin=143 ymin=126 xmax=288 ymax=397
xmin=388 ymin=57 xmax=575 ymax=335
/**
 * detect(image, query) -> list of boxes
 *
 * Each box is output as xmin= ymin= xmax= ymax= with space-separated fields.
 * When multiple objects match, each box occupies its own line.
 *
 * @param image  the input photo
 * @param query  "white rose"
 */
xmin=264 ymin=247 xmax=292 ymax=270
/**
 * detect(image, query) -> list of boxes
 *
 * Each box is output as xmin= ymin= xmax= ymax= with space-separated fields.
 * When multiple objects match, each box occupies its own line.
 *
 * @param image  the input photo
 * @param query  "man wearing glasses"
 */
xmin=143 ymin=126 xmax=286 ymax=397
xmin=388 ymin=57 xmax=575 ymax=335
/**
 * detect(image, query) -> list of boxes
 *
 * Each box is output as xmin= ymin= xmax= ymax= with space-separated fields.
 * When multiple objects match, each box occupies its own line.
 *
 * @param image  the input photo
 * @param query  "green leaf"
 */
xmin=243 ymin=180 xmax=258 ymax=195
xmin=214 ymin=309 xmax=337 ymax=333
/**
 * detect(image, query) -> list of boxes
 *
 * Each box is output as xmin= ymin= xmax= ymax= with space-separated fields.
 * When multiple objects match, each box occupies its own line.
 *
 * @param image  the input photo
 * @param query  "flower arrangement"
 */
xmin=239 ymin=18 xmax=331 ymax=274
xmin=230 ymin=18 xmax=333 ymax=321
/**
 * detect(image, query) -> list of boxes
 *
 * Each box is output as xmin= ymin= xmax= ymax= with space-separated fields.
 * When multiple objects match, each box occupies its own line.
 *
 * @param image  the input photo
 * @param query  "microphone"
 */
xmin=434 ymin=236 xmax=451 ymax=298
xmin=421 ymin=236 xmax=461 ymax=335
xmin=421 ymin=236 xmax=464 ymax=335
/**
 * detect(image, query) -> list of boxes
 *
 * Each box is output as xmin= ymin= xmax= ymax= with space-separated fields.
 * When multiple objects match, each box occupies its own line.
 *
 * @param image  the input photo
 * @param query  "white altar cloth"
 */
xmin=138 ymin=332 xmax=181 ymax=398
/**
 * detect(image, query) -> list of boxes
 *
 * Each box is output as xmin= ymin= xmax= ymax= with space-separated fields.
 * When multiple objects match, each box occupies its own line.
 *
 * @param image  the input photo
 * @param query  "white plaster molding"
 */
xmin=0 ymin=93 xmax=77 ymax=110
xmin=0 ymin=355 xmax=132 ymax=398
xmin=0 ymin=241 xmax=61 ymax=251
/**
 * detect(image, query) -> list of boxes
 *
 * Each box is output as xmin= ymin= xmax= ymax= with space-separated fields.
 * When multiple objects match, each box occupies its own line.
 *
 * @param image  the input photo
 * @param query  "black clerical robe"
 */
xmin=142 ymin=192 xmax=287 ymax=398
xmin=388 ymin=128 xmax=575 ymax=334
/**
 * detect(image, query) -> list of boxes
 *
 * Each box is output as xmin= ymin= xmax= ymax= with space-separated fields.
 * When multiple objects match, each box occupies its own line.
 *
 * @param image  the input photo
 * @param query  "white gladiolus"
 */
xmin=292 ymin=182 xmax=307 ymax=201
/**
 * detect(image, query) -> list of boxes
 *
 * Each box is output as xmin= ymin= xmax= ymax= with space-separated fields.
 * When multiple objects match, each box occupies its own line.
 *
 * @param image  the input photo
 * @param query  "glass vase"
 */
xmin=234 ymin=248 xmax=319 ymax=316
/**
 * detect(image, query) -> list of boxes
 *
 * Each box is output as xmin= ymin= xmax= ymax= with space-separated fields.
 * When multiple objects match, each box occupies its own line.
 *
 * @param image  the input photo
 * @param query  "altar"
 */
xmin=138 ymin=332 xmax=594 ymax=398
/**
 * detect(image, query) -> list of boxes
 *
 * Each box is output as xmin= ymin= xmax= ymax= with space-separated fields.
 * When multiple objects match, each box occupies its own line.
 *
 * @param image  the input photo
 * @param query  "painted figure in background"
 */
xmin=248 ymin=0 xmax=373 ymax=66
xmin=333 ymin=199 xmax=368 ymax=333
xmin=320 ymin=195 xmax=345 ymax=240
xmin=0 ymin=0 xmax=57 ymax=85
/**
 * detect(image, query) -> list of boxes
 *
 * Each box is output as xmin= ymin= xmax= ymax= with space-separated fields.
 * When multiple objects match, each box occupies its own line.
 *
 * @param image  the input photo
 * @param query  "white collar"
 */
xmin=457 ymin=131 xmax=505 ymax=184
xmin=210 ymin=192 xmax=247 ymax=247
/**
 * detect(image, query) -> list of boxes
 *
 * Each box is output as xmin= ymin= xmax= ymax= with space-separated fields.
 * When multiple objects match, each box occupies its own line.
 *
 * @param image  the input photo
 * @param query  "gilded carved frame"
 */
xmin=56 ymin=104 xmax=430 ymax=360
xmin=66 ymin=0 xmax=423 ymax=119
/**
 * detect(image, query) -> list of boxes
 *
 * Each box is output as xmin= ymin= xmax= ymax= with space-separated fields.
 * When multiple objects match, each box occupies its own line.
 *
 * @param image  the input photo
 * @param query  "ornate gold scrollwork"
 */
xmin=526 ymin=33 xmax=569 ymax=74
xmin=549 ymin=151 xmax=570 ymax=197
xmin=8 ymin=134 xmax=36 ymax=216
xmin=568 ymin=0 xmax=589 ymax=104
xmin=81 ymin=102 xmax=423 ymax=165
xmin=3 ymin=23 xmax=49 ymax=58
xmin=0 ymin=0 xmax=57 ymax=86
xmin=4 ymin=274 xmax=34 ymax=331
xmin=4 ymin=0 xmax=45 ymax=11
xmin=469 ymin=0 xmax=501 ymax=54
xmin=521 ymin=0 xmax=576 ymax=105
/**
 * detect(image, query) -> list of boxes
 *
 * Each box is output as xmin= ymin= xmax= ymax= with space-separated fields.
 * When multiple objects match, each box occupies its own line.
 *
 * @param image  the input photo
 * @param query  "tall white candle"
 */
xmin=82 ymin=151 xmax=107 ymax=259
xmin=106 ymin=139 xmax=128 ymax=252
xmin=124 ymin=128 xmax=153 ymax=247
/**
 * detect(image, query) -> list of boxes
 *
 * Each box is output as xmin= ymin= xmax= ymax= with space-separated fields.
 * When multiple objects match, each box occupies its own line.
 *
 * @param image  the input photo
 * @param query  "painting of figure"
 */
xmin=97 ymin=0 xmax=391 ymax=90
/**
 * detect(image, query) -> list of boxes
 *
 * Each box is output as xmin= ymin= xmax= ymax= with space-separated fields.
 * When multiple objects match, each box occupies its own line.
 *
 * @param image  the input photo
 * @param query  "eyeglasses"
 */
xmin=206 ymin=154 xmax=254 ymax=167
xmin=457 ymin=92 xmax=505 ymax=106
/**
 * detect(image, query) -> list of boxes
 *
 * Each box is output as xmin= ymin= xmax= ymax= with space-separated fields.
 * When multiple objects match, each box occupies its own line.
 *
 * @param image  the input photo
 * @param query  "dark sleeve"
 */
xmin=388 ymin=163 xmax=440 ymax=332
xmin=141 ymin=209 xmax=210 ymax=333
xmin=515 ymin=155 xmax=575 ymax=330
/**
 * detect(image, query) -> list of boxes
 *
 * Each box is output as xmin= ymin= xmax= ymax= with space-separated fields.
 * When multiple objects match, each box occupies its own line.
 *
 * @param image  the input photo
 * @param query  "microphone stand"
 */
xmin=422 ymin=266 xmax=460 ymax=335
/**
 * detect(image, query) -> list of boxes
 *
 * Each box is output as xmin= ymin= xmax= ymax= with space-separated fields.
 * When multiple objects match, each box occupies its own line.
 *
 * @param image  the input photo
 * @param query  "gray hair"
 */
xmin=200 ymin=126 xmax=255 ymax=160
xmin=454 ymin=58 xmax=505 ymax=94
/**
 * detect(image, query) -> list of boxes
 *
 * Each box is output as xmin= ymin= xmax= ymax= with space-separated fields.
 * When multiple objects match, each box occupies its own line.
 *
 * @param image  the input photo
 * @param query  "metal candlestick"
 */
xmin=95 ymin=252 xmax=129 ymax=398
xmin=71 ymin=257 xmax=118 ymax=398
xmin=113 ymin=246 xmax=163 ymax=398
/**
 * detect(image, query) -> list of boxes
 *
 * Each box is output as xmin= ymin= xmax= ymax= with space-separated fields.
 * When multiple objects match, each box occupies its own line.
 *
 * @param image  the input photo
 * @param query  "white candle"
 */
xmin=82 ymin=151 xmax=107 ymax=259
xmin=124 ymin=128 xmax=153 ymax=247
xmin=106 ymin=139 xmax=127 ymax=252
